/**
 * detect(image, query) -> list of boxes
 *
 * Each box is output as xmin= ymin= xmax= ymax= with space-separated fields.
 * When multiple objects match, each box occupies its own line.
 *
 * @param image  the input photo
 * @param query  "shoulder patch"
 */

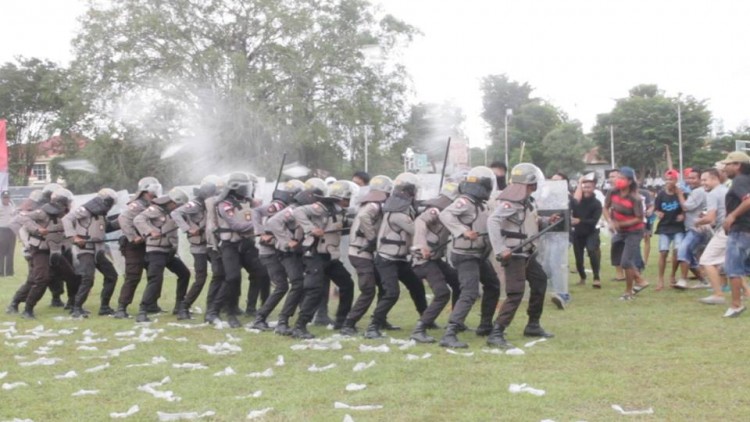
xmin=502 ymin=202 xmax=512 ymax=209
xmin=312 ymin=204 xmax=320 ymax=210
xmin=186 ymin=202 xmax=194 ymax=208
xmin=456 ymin=198 xmax=466 ymax=208
xmin=268 ymin=206 xmax=275 ymax=213
xmin=429 ymin=208 xmax=439 ymax=215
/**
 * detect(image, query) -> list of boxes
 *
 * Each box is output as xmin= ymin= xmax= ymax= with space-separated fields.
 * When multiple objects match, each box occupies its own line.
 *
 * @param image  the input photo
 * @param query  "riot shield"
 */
xmin=533 ymin=180 xmax=570 ymax=297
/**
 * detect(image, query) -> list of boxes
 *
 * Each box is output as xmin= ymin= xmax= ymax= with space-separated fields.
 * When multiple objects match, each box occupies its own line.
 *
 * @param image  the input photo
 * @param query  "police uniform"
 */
xmin=62 ymin=196 xmax=119 ymax=316
xmin=171 ymin=197 xmax=210 ymax=314
xmin=114 ymin=196 xmax=151 ymax=316
xmin=291 ymin=199 xmax=354 ymax=338
xmin=133 ymin=198 xmax=191 ymax=322
xmin=251 ymin=199 xmax=290 ymax=329
xmin=203 ymin=195 xmax=226 ymax=315
xmin=439 ymin=189 xmax=501 ymax=348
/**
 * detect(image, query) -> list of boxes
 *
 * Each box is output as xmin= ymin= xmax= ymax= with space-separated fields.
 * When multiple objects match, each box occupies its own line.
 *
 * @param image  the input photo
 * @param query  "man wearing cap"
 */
xmin=720 ymin=151 xmax=750 ymax=317
xmin=0 ymin=191 xmax=16 ymax=276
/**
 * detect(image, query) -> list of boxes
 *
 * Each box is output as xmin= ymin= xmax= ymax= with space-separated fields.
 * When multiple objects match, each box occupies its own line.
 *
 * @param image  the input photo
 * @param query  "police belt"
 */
xmin=379 ymin=238 xmax=406 ymax=246
xmin=501 ymin=230 xmax=527 ymax=239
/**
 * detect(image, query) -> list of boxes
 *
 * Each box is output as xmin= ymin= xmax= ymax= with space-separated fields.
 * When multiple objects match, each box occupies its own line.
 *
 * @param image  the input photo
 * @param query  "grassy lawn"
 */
xmin=2 ymin=237 xmax=750 ymax=422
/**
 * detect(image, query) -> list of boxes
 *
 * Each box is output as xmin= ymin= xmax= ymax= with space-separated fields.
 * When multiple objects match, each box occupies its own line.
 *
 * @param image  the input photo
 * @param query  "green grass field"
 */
xmin=2 ymin=239 xmax=750 ymax=422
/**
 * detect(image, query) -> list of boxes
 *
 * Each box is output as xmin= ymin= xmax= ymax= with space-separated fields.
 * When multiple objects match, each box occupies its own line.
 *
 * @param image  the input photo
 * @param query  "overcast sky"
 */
xmin=2 ymin=0 xmax=749 ymax=148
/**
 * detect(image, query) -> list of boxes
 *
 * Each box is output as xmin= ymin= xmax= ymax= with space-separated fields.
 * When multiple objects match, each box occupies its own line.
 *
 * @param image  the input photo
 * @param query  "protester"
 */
xmin=653 ymin=169 xmax=685 ymax=290
xmin=0 ymin=190 xmax=17 ymax=276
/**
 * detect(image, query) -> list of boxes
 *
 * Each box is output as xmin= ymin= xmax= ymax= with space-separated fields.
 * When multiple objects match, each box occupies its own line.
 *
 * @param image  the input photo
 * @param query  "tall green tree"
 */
xmin=72 ymin=0 xmax=416 ymax=182
xmin=591 ymin=84 xmax=711 ymax=175
xmin=0 ymin=58 xmax=69 ymax=185
xmin=539 ymin=122 xmax=591 ymax=176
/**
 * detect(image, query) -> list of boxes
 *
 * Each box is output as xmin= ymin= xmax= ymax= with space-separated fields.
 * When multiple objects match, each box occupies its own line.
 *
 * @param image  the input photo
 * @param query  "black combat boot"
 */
xmin=243 ymin=305 xmax=256 ymax=318
xmin=21 ymin=307 xmax=36 ymax=320
xmin=410 ymin=321 xmax=436 ymax=344
xmin=145 ymin=303 xmax=163 ymax=314
xmin=50 ymin=295 xmax=64 ymax=308
xmin=274 ymin=318 xmax=292 ymax=336
xmin=486 ymin=324 xmax=513 ymax=349
xmin=176 ymin=302 xmax=191 ymax=321
xmin=291 ymin=324 xmax=315 ymax=339
xmin=250 ymin=315 xmax=271 ymax=331
xmin=204 ymin=304 xmax=221 ymax=324
xmin=135 ymin=310 xmax=150 ymax=323
xmin=113 ymin=304 xmax=129 ymax=319
xmin=423 ymin=321 xmax=441 ymax=330
xmin=226 ymin=314 xmax=242 ymax=328
xmin=523 ymin=321 xmax=554 ymax=338
xmin=363 ymin=322 xmax=383 ymax=339
xmin=439 ymin=323 xmax=468 ymax=348
xmin=64 ymin=298 xmax=74 ymax=311
xmin=71 ymin=307 xmax=88 ymax=319
xmin=381 ymin=319 xmax=401 ymax=330
xmin=313 ymin=315 xmax=334 ymax=327
xmin=5 ymin=301 xmax=19 ymax=315
xmin=475 ymin=315 xmax=494 ymax=337
xmin=98 ymin=305 xmax=115 ymax=316
xmin=339 ymin=320 xmax=358 ymax=336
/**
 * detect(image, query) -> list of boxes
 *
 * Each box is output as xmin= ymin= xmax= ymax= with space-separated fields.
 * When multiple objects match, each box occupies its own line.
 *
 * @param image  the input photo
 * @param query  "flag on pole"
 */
xmin=0 ymin=120 xmax=8 ymax=191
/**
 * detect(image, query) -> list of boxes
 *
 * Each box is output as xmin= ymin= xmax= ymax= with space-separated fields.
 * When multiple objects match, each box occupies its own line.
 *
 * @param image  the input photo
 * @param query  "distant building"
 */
xmin=16 ymin=135 xmax=88 ymax=187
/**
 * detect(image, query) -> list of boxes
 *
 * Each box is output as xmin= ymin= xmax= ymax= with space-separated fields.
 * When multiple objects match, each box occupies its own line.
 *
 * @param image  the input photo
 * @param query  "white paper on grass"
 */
xmin=308 ymin=363 xmax=336 ymax=372
xmin=77 ymin=345 xmax=99 ymax=351
xmin=2 ymin=382 xmax=28 ymax=390
xmin=58 ymin=329 xmax=75 ymax=335
xmin=246 ymin=407 xmax=273 ymax=419
xmin=166 ymin=322 xmax=204 ymax=329
xmin=345 ymin=383 xmax=366 ymax=391
xmin=358 ymin=344 xmax=389 ymax=353
xmin=352 ymin=361 xmax=375 ymax=372
xmin=524 ymin=338 xmax=547 ymax=348
xmin=126 ymin=356 xmax=167 ymax=368
xmin=76 ymin=336 xmax=108 ymax=345
xmin=107 ymin=344 xmax=136 ymax=357
xmin=5 ymin=418 xmax=33 ymax=422
xmin=244 ymin=327 xmax=261 ymax=334
xmin=4 ymin=341 xmax=28 ymax=348
xmin=290 ymin=339 xmax=343 ymax=351
xmin=508 ymin=383 xmax=546 ymax=396
xmin=191 ymin=306 xmax=203 ymax=315
xmin=275 ymin=355 xmax=285 ymax=366
xmin=611 ymin=404 xmax=654 ymax=415
xmin=246 ymin=368 xmax=273 ymax=378
xmin=46 ymin=340 xmax=64 ymax=346
xmin=342 ymin=355 xmax=354 ymax=361
xmin=156 ymin=410 xmax=215 ymax=421
xmin=33 ymin=346 xmax=53 ymax=355
xmin=110 ymin=404 xmax=140 ymax=418
xmin=85 ymin=362 xmax=110 ymax=373
xmin=343 ymin=415 xmax=355 ymax=422
xmin=172 ymin=363 xmax=208 ymax=370
xmin=235 ymin=391 xmax=262 ymax=399
xmin=225 ymin=333 xmax=241 ymax=343
xmin=199 ymin=342 xmax=241 ymax=355
xmin=213 ymin=367 xmax=236 ymax=377
xmin=55 ymin=371 xmax=78 ymax=379
xmin=405 ymin=353 xmax=432 ymax=361
xmin=445 ymin=349 xmax=474 ymax=357
xmin=138 ymin=377 xmax=181 ymax=402
xmin=72 ymin=389 xmax=99 ymax=396
xmin=389 ymin=338 xmax=416 ymax=350
xmin=334 ymin=402 xmax=384 ymax=410
xmin=0 ymin=371 xmax=7 ymax=379
xmin=19 ymin=357 xmax=61 ymax=366
xmin=114 ymin=330 xmax=136 ymax=337
xmin=506 ymin=348 xmax=525 ymax=356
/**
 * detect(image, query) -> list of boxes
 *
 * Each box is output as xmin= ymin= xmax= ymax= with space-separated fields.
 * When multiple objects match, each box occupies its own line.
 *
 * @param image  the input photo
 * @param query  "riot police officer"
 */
xmin=487 ymin=163 xmax=557 ymax=349
xmin=340 ymin=175 xmax=393 ymax=336
xmin=290 ymin=180 xmax=356 ymax=339
xmin=114 ymin=177 xmax=162 ymax=319
xmin=438 ymin=166 xmax=501 ymax=348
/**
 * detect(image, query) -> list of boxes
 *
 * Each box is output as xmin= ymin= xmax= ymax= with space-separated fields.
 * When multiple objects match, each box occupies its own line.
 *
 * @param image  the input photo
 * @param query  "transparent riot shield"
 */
xmin=533 ymin=180 xmax=570 ymax=298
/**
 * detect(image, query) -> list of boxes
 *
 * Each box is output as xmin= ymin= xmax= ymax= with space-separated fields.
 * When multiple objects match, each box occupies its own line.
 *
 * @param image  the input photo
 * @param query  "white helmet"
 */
xmin=137 ymin=176 xmax=162 ymax=197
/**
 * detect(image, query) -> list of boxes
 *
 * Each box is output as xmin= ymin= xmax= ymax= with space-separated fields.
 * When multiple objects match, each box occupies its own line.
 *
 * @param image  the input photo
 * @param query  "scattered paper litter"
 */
xmin=342 ymin=355 xmax=354 ymax=361
xmin=55 ymin=371 xmax=78 ymax=379
xmin=126 ymin=356 xmax=167 ymax=368
xmin=445 ymin=349 xmax=474 ymax=357
xmin=137 ymin=377 xmax=181 ymax=402
xmin=246 ymin=368 xmax=273 ymax=378
xmin=246 ymin=407 xmax=273 ymax=419
xmin=166 ymin=323 xmax=204 ymax=329
xmin=58 ymin=329 xmax=76 ymax=335
xmin=343 ymin=415 xmax=354 ymax=422
xmin=290 ymin=339 xmax=343 ymax=351
xmin=33 ymin=346 xmax=52 ymax=355
xmin=172 ymin=363 xmax=208 ymax=370
xmin=235 ymin=391 xmax=263 ymax=399
xmin=508 ymin=383 xmax=545 ymax=396
xmin=191 ymin=306 xmax=203 ymax=314
xmin=506 ymin=348 xmax=525 ymax=356
xmin=0 ymin=371 xmax=7 ymax=379
xmin=345 ymin=383 xmax=367 ymax=391
xmin=156 ymin=410 xmax=215 ymax=421
xmin=244 ymin=327 xmax=261 ymax=334
xmin=213 ymin=367 xmax=236 ymax=377
xmin=308 ymin=363 xmax=337 ymax=372
xmin=107 ymin=344 xmax=136 ymax=357
xmin=114 ymin=330 xmax=136 ymax=337
xmin=275 ymin=355 xmax=285 ymax=366
xmin=46 ymin=340 xmax=64 ymax=346
xmin=5 ymin=418 xmax=33 ymax=422
xmin=199 ymin=342 xmax=241 ymax=355
xmin=225 ymin=333 xmax=241 ymax=343
xmin=358 ymin=344 xmax=389 ymax=353
xmin=110 ymin=404 xmax=140 ymax=418
xmin=389 ymin=338 xmax=416 ymax=350
xmin=76 ymin=345 xmax=99 ymax=351
xmin=334 ymin=401 xmax=383 ymax=411
xmin=72 ymin=389 xmax=99 ymax=396
xmin=19 ymin=357 xmax=61 ymax=366
xmin=2 ymin=382 xmax=28 ymax=390
xmin=85 ymin=362 xmax=110 ymax=373
xmin=405 ymin=353 xmax=432 ymax=361
xmin=611 ymin=404 xmax=654 ymax=415
xmin=352 ymin=361 xmax=376 ymax=372
xmin=524 ymin=338 xmax=547 ymax=348
xmin=4 ymin=341 xmax=28 ymax=348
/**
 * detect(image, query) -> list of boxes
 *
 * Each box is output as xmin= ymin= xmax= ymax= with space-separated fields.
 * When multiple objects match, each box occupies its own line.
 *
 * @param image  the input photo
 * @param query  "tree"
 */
xmin=72 ymin=0 xmax=416 ymax=182
xmin=591 ymin=84 xmax=711 ymax=175
xmin=539 ymin=122 xmax=591 ymax=176
xmin=0 ymin=58 xmax=69 ymax=185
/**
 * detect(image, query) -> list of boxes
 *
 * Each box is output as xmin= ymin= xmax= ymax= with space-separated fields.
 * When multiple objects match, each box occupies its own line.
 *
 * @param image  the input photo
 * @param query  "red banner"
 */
xmin=0 ymin=119 xmax=7 ymax=171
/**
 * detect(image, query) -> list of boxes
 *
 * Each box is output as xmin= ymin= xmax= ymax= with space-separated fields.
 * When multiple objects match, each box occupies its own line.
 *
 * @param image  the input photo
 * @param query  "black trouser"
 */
xmin=315 ymin=278 xmax=331 ymax=320
xmin=11 ymin=256 xmax=34 ymax=304
xmin=139 ymin=252 xmax=190 ymax=311
xmin=345 ymin=255 xmax=380 ymax=324
xmin=257 ymin=253 xmax=288 ymax=318
xmin=25 ymin=249 xmax=79 ymax=310
xmin=447 ymin=253 xmax=501 ymax=326
xmin=183 ymin=252 xmax=209 ymax=307
xmin=294 ymin=254 xmax=354 ymax=327
xmin=372 ymin=256 xmax=423 ymax=326
xmin=74 ymin=252 xmax=118 ymax=308
xmin=495 ymin=256 xmax=547 ymax=328
xmin=413 ymin=259 xmax=458 ymax=325
xmin=277 ymin=252 xmax=305 ymax=321
xmin=0 ymin=227 xmax=16 ymax=276
xmin=213 ymin=240 xmax=256 ymax=315
xmin=572 ymin=232 xmax=601 ymax=281
xmin=203 ymin=249 xmax=224 ymax=309
xmin=243 ymin=240 xmax=270 ymax=313
xmin=117 ymin=241 xmax=146 ymax=307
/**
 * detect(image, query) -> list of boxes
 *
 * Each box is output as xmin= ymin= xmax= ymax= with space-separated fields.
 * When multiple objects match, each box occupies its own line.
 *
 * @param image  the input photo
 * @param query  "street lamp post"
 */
xmin=504 ymin=108 xmax=513 ymax=166
xmin=677 ymin=100 xmax=683 ymax=176
xmin=363 ymin=126 xmax=369 ymax=173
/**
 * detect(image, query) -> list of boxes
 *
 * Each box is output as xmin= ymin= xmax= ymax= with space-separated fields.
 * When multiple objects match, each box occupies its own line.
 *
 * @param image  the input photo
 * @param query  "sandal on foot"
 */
xmin=592 ymin=280 xmax=602 ymax=289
